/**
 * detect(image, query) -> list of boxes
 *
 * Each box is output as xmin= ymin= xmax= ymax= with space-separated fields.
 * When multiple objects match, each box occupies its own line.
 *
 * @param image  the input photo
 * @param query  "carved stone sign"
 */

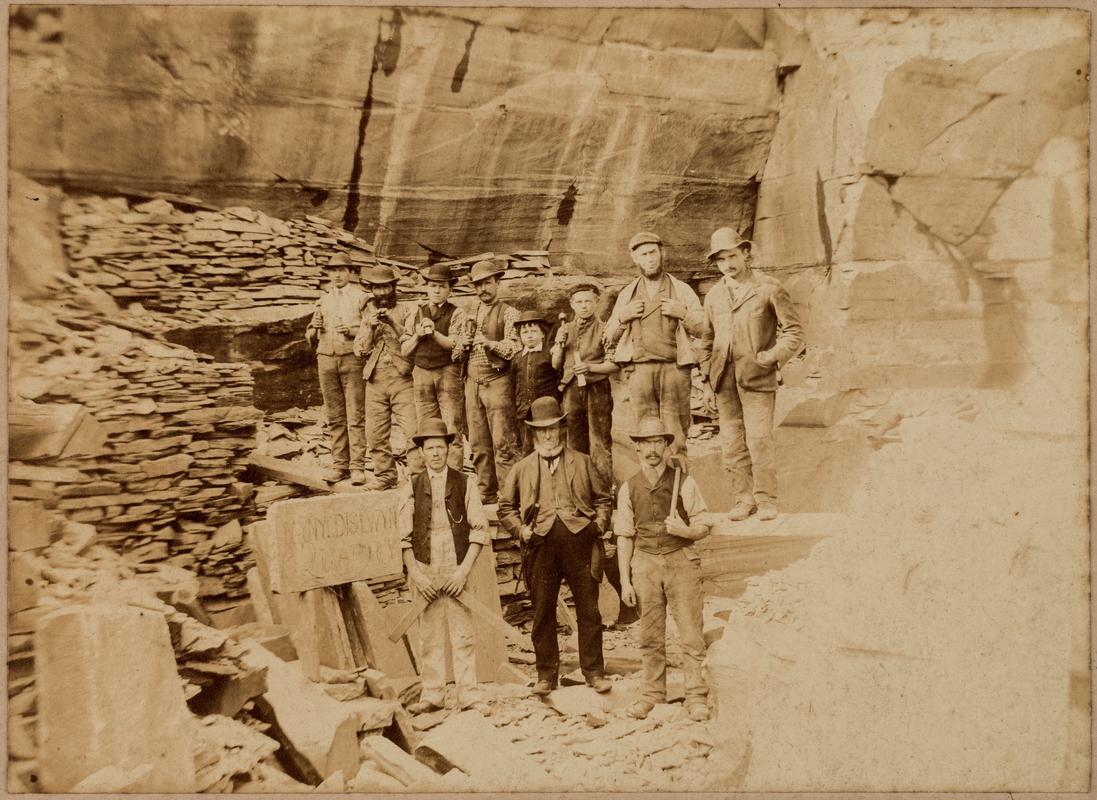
xmin=267 ymin=489 xmax=403 ymax=593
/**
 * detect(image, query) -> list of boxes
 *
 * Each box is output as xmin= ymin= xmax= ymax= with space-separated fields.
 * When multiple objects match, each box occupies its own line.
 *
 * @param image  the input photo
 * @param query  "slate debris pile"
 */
xmin=8 ymin=289 xmax=262 ymax=600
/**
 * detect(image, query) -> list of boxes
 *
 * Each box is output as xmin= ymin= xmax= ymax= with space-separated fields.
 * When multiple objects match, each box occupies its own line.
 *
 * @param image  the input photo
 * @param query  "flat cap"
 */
xmin=629 ymin=231 xmax=662 ymax=251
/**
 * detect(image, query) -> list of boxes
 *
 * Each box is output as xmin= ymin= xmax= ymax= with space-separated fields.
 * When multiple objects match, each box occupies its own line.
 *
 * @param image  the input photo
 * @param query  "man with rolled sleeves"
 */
xmin=354 ymin=264 xmax=419 ymax=490
xmin=498 ymin=397 xmax=613 ymax=698
xmin=401 ymin=264 xmax=466 ymax=469
xmin=603 ymin=232 xmax=706 ymax=456
xmin=451 ymin=260 xmax=521 ymax=504
xmin=699 ymin=227 xmax=804 ymax=521
xmin=306 ymin=252 xmax=370 ymax=484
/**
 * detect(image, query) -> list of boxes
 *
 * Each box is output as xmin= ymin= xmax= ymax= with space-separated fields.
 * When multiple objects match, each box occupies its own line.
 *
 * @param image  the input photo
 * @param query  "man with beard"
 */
xmin=699 ymin=227 xmax=804 ymax=521
xmin=306 ymin=252 xmax=369 ymax=484
xmin=451 ymin=260 xmax=521 ymax=505
xmin=354 ymin=264 xmax=419 ymax=490
xmin=401 ymin=264 xmax=466 ymax=470
xmin=616 ymin=416 xmax=711 ymax=721
xmin=498 ymin=397 xmax=613 ymax=698
xmin=603 ymin=232 xmax=706 ymax=456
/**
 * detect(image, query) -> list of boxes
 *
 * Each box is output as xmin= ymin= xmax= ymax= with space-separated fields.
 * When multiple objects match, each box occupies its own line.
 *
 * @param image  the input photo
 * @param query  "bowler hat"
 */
xmin=515 ymin=310 xmax=550 ymax=330
xmin=469 ymin=260 xmax=504 ymax=283
xmin=411 ymin=417 xmax=455 ymax=447
xmin=361 ymin=264 xmax=399 ymax=284
xmin=524 ymin=396 xmax=567 ymax=428
xmin=423 ymin=264 xmax=457 ymax=285
xmin=326 ymin=252 xmax=355 ymax=269
xmin=628 ymin=416 xmax=675 ymax=444
xmin=706 ymin=227 xmax=754 ymax=260
xmin=629 ymin=231 xmax=662 ymax=251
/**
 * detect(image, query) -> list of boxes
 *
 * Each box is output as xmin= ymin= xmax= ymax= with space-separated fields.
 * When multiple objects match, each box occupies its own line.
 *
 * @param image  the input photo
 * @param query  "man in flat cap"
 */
xmin=699 ymin=227 xmax=804 ymax=521
xmin=402 ymin=264 xmax=466 ymax=470
xmin=354 ymin=264 xmax=419 ymax=490
xmin=451 ymin=260 xmax=522 ymax=505
xmin=306 ymin=252 xmax=370 ymax=484
xmin=604 ymin=232 xmax=706 ymax=456
xmin=498 ymin=397 xmax=614 ymax=697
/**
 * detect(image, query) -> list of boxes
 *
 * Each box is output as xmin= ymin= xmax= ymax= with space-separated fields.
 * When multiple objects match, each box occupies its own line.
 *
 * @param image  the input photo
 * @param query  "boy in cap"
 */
xmin=451 ymin=260 xmax=522 ymax=504
xmin=306 ymin=252 xmax=370 ymax=484
xmin=401 ymin=264 xmax=466 ymax=469
xmin=616 ymin=416 xmax=712 ymax=721
xmin=354 ymin=264 xmax=419 ymax=490
xmin=512 ymin=310 xmax=561 ymax=456
xmin=698 ymin=227 xmax=804 ymax=521
xmin=604 ymin=232 xmax=706 ymax=456
xmin=398 ymin=418 xmax=491 ymax=714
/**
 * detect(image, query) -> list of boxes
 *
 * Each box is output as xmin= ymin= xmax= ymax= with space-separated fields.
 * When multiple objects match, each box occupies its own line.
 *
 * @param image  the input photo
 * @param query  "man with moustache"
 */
xmin=451 ymin=260 xmax=521 ymax=505
xmin=699 ymin=227 xmax=804 ymax=521
xmin=402 ymin=264 xmax=466 ymax=469
xmin=498 ymin=396 xmax=613 ymax=698
xmin=603 ymin=232 xmax=706 ymax=456
xmin=354 ymin=264 xmax=419 ymax=490
xmin=306 ymin=252 xmax=370 ymax=485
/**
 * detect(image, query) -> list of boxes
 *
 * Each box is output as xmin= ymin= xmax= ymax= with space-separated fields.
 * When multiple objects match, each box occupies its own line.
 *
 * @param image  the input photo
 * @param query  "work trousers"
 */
xmin=631 ymin=547 xmax=708 ymax=705
xmin=714 ymin=373 xmax=776 ymax=504
xmin=528 ymin=520 xmax=604 ymax=683
xmin=562 ymin=380 xmax=613 ymax=488
xmin=365 ymin=364 xmax=418 ymax=486
xmin=416 ymin=560 xmax=480 ymax=708
xmin=627 ymin=362 xmax=692 ymax=455
xmin=317 ymin=353 xmax=367 ymax=471
xmin=412 ymin=364 xmax=466 ymax=470
xmin=465 ymin=374 xmax=519 ymax=504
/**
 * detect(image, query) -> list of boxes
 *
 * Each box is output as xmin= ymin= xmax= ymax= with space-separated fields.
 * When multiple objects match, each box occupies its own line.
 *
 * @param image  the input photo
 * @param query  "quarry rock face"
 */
xmin=16 ymin=6 xmax=777 ymax=274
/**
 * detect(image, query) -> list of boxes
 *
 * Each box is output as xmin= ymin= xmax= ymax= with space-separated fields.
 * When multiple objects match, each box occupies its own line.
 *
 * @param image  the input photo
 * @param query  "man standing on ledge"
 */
xmin=451 ymin=260 xmax=521 ymax=504
xmin=306 ymin=252 xmax=369 ymax=485
xmin=604 ymin=232 xmax=706 ymax=456
xmin=699 ymin=227 xmax=804 ymax=521
xmin=498 ymin=397 xmax=613 ymax=698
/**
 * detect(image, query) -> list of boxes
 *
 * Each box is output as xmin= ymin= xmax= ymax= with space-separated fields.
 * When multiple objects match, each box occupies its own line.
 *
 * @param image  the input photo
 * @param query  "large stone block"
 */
xmin=36 ymin=603 xmax=197 ymax=792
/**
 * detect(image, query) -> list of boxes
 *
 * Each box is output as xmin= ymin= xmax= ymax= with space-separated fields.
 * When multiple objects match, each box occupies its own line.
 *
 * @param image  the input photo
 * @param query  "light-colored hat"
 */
xmin=628 ymin=416 xmax=675 ymax=444
xmin=326 ymin=252 xmax=355 ymax=269
xmin=411 ymin=417 xmax=455 ymax=447
xmin=706 ymin=227 xmax=754 ymax=260
xmin=629 ymin=231 xmax=663 ymax=251
xmin=469 ymin=260 xmax=505 ymax=283
xmin=524 ymin=396 xmax=567 ymax=428
xmin=360 ymin=264 xmax=399 ymax=284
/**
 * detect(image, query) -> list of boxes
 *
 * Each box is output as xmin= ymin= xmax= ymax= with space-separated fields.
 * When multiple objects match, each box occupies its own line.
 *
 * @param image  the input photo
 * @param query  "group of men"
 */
xmin=306 ymin=227 xmax=804 ymax=721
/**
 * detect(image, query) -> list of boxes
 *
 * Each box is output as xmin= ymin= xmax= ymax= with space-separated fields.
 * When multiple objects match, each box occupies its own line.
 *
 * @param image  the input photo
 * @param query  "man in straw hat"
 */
xmin=398 ymin=417 xmax=491 ymax=714
xmin=698 ymin=227 xmax=804 ymax=522
xmin=615 ymin=416 xmax=712 ymax=721
xmin=451 ymin=259 xmax=522 ymax=504
xmin=354 ymin=263 xmax=420 ymax=490
xmin=603 ymin=232 xmax=706 ymax=456
xmin=401 ymin=263 xmax=466 ymax=469
xmin=498 ymin=396 xmax=613 ymax=697
xmin=306 ymin=252 xmax=370 ymax=484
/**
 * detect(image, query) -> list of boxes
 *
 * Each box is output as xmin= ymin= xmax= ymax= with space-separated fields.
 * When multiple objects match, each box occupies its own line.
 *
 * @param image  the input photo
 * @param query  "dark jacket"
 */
xmin=498 ymin=447 xmax=612 ymax=538
xmin=513 ymin=348 xmax=560 ymax=421
xmin=409 ymin=467 xmax=472 ymax=565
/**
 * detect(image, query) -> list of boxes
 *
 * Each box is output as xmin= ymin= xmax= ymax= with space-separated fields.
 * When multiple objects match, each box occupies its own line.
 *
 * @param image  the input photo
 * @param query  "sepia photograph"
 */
xmin=5 ymin=2 xmax=1091 ymax=793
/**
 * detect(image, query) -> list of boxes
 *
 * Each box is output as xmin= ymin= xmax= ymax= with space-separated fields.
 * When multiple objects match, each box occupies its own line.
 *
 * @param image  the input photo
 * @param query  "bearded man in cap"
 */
xmin=306 ymin=252 xmax=370 ymax=484
xmin=498 ymin=397 xmax=613 ymax=697
xmin=353 ymin=264 xmax=419 ymax=490
xmin=616 ymin=416 xmax=712 ymax=721
xmin=451 ymin=260 xmax=522 ymax=504
xmin=401 ymin=264 xmax=466 ymax=470
xmin=699 ymin=227 xmax=804 ymax=522
xmin=604 ymin=232 xmax=706 ymax=456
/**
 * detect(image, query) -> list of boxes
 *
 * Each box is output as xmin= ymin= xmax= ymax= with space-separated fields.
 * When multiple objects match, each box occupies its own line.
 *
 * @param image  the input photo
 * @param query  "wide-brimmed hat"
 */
xmin=422 ymin=264 xmax=457 ymax=285
xmin=706 ymin=227 xmax=754 ymax=260
xmin=469 ymin=260 xmax=505 ymax=283
xmin=524 ymin=396 xmax=567 ymax=428
xmin=411 ymin=417 xmax=455 ymax=447
xmin=628 ymin=416 xmax=675 ymax=444
xmin=325 ymin=252 xmax=355 ymax=270
xmin=629 ymin=231 xmax=662 ymax=251
xmin=361 ymin=264 xmax=399 ymax=285
xmin=515 ymin=310 xmax=551 ymax=331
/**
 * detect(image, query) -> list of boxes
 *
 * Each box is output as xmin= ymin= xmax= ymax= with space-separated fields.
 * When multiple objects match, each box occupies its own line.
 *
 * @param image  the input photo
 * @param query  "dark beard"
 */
xmin=373 ymin=291 xmax=397 ymax=309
